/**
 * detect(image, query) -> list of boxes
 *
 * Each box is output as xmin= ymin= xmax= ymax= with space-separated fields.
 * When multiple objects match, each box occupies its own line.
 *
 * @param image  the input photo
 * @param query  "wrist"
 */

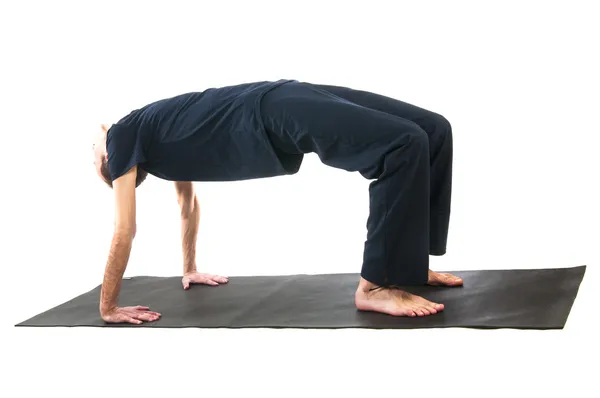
xmin=100 ymin=303 xmax=117 ymax=316
xmin=183 ymin=265 xmax=197 ymax=275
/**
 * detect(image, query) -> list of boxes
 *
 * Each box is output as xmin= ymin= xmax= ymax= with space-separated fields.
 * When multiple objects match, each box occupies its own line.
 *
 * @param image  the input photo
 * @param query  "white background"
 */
xmin=1 ymin=0 xmax=598 ymax=397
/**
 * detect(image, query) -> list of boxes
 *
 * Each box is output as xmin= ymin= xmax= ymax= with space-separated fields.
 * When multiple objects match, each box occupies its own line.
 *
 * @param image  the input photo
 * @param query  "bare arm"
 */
xmin=99 ymin=166 xmax=138 ymax=316
xmin=175 ymin=182 xmax=228 ymax=288
xmin=175 ymin=181 xmax=199 ymax=274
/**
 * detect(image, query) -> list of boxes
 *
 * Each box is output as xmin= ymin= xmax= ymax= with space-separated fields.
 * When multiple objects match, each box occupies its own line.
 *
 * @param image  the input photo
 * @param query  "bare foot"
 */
xmin=427 ymin=270 xmax=463 ymax=286
xmin=355 ymin=278 xmax=444 ymax=317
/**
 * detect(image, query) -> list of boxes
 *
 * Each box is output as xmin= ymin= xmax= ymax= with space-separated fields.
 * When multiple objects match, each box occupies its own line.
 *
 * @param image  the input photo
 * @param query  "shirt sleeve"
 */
xmin=106 ymin=124 xmax=147 ymax=181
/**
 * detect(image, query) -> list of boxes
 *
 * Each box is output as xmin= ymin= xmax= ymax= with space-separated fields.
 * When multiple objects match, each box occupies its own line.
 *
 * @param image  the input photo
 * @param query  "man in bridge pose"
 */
xmin=91 ymin=79 xmax=462 ymax=324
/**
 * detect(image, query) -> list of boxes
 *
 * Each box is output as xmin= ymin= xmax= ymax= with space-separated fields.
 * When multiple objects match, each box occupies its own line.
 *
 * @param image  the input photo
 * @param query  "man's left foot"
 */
xmin=427 ymin=270 xmax=463 ymax=286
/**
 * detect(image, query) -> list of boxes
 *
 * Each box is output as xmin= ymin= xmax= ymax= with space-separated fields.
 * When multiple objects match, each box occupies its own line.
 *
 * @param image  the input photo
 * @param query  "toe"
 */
xmin=425 ymin=306 xmax=437 ymax=315
xmin=445 ymin=274 xmax=463 ymax=286
xmin=454 ymin=277 xmax=463 ymax=285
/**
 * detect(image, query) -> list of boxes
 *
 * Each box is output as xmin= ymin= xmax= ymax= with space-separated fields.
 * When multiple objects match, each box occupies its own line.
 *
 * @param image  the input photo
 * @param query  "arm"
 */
xmin=175 ymin=181 xmax=229 ymax=288
xmin=99 ymin=166 xmax=160 ymax=324
xmin=175 ymin=181 xmax=199 ymax=274
xmin=100 ymin=166 xmax=137 ymax=315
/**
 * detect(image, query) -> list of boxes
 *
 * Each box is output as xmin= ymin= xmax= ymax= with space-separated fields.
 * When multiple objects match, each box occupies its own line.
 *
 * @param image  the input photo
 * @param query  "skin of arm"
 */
xmin=175 ymin=181 xmax=199 ymax=275
xmin=99 ymin=166 xmax=138 ymax=316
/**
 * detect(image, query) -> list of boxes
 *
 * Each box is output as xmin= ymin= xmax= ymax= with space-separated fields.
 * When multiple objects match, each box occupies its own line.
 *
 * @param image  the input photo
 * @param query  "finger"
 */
xmin=123 ymin=316 xmax=143 ymax=325
xmin=214 ymin=276 xmax=229 ymax=283
xmin=198 ymin=278 xmax=219 ymax=286
xmin=140 ymin=312 xmax=161 ymax=320
xmin=182 ymin=279 xmax=190 ymax=290
xmin=145 ymin=311 xmax=161 ymax=317
xmin=188 ymin=276 xmax=219 ymax=286
xmin=135 ymin=306 xmax=150 ymax=311
xmin=132 ymin=312 xmax=154 ymax=320
xmin=135 ymin=313 xmax=158 ymax=322
xmin=132 ymin=309 xmax=161 ymax=317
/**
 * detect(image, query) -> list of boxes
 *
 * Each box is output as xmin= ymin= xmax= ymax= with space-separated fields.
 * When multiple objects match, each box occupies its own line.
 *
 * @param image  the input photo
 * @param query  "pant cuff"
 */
xmin=429 ymin=248 xmax=446 ymax=256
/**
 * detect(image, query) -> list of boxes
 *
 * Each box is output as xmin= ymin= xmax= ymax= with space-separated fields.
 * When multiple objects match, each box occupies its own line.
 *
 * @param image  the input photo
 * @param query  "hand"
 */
xmin=182 ymin=271 xmax=229 ymax=290
xmin=101 ymin=306 xmax=161 ymax=325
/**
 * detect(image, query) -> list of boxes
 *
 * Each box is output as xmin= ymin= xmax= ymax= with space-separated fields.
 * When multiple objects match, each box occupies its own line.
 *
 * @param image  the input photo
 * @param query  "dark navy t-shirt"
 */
xmin=106 ymin=79 xmax=298 ymax=182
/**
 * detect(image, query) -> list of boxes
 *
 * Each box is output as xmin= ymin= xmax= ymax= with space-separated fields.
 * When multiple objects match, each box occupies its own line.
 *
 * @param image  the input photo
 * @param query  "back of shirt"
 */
xmin=106 ymin=79 xmax=298 ymax=182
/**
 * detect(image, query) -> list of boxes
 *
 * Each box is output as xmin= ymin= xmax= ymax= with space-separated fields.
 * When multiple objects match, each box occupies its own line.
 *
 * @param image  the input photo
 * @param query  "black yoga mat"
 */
xmin=16 ymin=265 xmax=586 ymax=329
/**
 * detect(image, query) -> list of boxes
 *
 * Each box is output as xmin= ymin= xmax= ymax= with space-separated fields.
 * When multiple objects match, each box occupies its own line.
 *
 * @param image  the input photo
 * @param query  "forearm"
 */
xmin=181 ymin=195 xmax=200 ymax=274
xmin=100 ymin=231 xmax=134 ymax=314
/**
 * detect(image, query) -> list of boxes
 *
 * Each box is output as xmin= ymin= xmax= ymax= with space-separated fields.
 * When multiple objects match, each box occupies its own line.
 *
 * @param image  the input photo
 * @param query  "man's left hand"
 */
xmin=182 ymin=271 xmax=229 ymax=290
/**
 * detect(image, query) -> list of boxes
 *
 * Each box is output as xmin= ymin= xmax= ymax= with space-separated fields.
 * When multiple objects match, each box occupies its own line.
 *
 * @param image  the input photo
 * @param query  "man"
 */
xmin=92 ymin=79 xmax=463 ymax=325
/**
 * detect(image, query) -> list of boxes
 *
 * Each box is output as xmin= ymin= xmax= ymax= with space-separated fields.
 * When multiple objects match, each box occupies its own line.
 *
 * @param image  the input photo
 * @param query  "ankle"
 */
xmin=358 ymin=277 xmax=381 ymax=293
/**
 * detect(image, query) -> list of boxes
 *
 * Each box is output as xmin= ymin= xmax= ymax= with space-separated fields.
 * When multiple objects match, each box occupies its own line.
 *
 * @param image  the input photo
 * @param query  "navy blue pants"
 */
xmin=260 ymin=82 xmax=452 ymax=286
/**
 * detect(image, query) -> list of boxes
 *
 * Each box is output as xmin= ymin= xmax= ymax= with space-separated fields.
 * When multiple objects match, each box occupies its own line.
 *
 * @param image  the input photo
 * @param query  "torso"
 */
xmin=106 ymin=79 xmax=296 ymax=182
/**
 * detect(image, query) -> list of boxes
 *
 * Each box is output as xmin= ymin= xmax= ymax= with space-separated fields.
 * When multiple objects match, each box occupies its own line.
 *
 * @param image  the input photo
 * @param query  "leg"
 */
xmin=260 ymin=82 xmax=443 ymax=316
xmin=313 ymin=84 xmax=453 ymax=257
xmin=313 ymin=84 xmax=461 ymax=287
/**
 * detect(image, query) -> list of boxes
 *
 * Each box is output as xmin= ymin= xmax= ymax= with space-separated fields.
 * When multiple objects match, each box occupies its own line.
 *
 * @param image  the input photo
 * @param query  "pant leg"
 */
xmin=312 ymin=84 xmax=452 ymax=256
xmin=260 ymin=82 xmax=430 ymax=286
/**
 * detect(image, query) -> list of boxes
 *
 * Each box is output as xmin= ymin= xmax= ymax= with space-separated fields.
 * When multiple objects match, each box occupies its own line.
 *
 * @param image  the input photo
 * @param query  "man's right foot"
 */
xmin=355 ymin=277 xmax=444 ymax=317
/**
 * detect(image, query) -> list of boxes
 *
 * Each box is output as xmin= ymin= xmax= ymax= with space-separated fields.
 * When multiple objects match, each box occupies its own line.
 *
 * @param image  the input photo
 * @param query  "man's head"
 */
xmin=93 ymin=124 xmax=148 ymax=188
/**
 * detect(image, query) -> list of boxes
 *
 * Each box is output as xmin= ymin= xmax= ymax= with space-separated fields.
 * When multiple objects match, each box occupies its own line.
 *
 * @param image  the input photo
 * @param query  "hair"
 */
xmin=100 ymin=157 xmax=148 ymax=188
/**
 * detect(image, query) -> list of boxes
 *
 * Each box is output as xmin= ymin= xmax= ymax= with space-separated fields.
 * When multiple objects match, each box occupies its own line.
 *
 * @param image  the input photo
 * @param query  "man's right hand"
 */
xmin=101 ymin=306 xmax=161 ymax=324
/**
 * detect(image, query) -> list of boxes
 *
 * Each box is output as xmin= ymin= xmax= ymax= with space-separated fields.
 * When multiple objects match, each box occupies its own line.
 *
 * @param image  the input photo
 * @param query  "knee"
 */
xmin=392 ymin=128 xmax=429 ymax=160
xmin=405 ymin=127 xmax=429 ymax=148
xmin=432 ymin=113 xmax=452 ymax=137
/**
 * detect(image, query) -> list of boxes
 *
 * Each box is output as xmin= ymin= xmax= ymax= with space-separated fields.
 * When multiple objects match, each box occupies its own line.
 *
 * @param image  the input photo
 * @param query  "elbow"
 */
xmin=113 ymin=225 xmax=136 ymax=241
xmin=180 ymin=196 xmax=197 ymax=219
